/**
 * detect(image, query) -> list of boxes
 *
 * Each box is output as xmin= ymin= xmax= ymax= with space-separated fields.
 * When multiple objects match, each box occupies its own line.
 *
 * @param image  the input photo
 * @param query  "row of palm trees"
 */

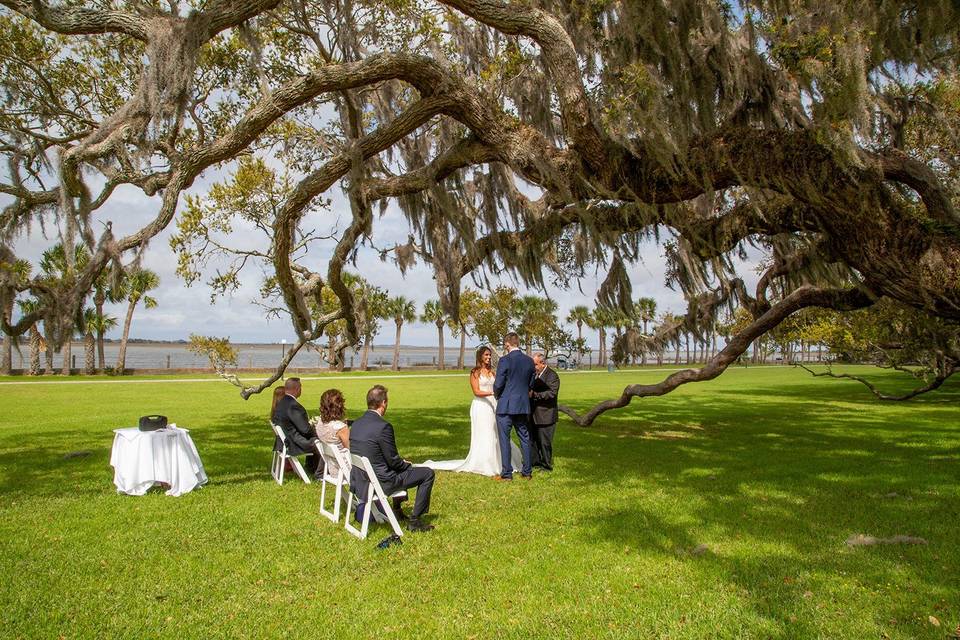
xmin=565 ymin=297 xmax=658 ymax=367
xmin=377 ymin=294 xmax=667 ymax=371
xmin=1 ymin=245 xmax=159 ymax=375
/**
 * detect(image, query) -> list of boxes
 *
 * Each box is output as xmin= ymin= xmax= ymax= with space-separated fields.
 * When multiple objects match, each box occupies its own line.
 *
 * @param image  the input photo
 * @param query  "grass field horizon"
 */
xmin=1 ymin=366 xmax=958 ymax=638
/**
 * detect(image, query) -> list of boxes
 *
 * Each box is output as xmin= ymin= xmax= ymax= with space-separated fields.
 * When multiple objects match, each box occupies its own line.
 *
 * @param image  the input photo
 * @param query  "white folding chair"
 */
xmin=270 ymin=423 xmax=311 ymax=485
xmin=316 ymin=441 xmax=349 ymax=523
xmin=343 ymin=453 xmax=405 ymax=540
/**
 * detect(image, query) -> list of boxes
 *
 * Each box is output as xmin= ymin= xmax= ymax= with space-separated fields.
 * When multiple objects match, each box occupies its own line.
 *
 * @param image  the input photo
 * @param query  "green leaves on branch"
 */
xmin=187 ymin=334 xmax=238 ymax=372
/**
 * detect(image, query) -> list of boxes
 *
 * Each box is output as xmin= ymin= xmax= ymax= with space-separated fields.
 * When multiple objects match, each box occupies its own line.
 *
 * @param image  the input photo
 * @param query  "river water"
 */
xmin=18 ymin=342 xmax=484 ymax=371
xmin=13 ymin=341 xmax=768 ymax=371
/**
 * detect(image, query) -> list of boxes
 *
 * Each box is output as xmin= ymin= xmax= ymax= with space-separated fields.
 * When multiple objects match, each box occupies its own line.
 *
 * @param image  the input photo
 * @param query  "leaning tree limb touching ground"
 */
xmin=560 ymin=286 xmax=874 ymax=426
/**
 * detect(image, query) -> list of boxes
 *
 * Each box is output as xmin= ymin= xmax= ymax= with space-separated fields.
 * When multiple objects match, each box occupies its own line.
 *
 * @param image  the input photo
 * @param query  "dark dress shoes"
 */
xmin=407 ymin=518 xmax=435 ymax=533
xmin=376 ymin=534 xmax=403 ymax=549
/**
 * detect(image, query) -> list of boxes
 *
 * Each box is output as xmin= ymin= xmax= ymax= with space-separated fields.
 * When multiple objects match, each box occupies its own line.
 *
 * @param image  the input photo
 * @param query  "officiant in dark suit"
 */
xmin=349 ymin=385 xmax=436 ymax=533
xmin=529 ymin=353 xmax=560 ymax=471
xmin=272 ymin=377 xmax=321 ymax=477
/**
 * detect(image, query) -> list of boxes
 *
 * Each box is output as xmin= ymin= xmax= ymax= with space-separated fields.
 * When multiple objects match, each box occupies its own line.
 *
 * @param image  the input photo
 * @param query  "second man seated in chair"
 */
xmin=349 ymin=385 xmax=436 ymax=533
xmin=272 ymin=377 xmax=322 ymax=478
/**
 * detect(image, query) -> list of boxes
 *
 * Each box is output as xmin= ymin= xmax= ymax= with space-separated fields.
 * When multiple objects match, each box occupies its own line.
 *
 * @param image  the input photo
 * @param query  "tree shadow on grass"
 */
xmin=552 ymin=380 xmax=959 ymax=637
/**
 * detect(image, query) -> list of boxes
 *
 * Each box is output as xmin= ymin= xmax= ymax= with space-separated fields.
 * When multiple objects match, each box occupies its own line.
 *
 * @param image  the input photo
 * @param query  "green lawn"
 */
xmin=1 ymin=366 xmax=958 ymax=639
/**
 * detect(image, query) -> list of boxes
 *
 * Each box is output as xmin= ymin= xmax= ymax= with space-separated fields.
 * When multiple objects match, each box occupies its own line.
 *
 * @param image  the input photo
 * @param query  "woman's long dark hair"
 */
xmin=270 ymin=386 xmax=285 ymax=417
xmin=320 ymin=388 xmax=346 ymax=423
xmin=471 ymin=346 xmax=492 ymax=377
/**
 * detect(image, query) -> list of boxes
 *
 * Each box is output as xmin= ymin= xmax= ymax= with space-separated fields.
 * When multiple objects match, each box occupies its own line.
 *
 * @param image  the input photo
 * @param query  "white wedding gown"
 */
xmin=424 ymin=374 xmax=522 ymax=475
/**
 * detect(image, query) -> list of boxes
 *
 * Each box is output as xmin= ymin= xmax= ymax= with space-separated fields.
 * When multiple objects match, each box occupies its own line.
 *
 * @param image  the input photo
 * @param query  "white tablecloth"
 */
xmin=110 ymin=426 xmax=208 ymax=496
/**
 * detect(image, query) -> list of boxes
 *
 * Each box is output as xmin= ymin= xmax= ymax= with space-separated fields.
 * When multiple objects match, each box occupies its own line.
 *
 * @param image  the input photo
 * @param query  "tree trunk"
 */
xmin=674 ymin=340 xmax=681 ymax=364
xmin=1 ymin=296 xmax=12 ymax=374
xmin=0 ymin=331 xmax=10 ymax=375
xmin=436 ymin=322 xmax=445 ymax=370
xmin=61 ymin=339 xmax=72 ymax=375
xmin=116 ymin=299 xmax=137 ymax=373
xmin=599 ymin=328 xmax=606 ymax=366
xmin=28 ymin=326 xmax=41 ymax=376
xmin=84 ymin=332 xmax=96 ymax=374
xmin=457 ymin=324 xmax=466 ymax=369
xmin=685 ymin=334 xmax=690 ymax=364
xmin=360 ymin=336 xmax=371 ymax=370
xmin=95 ymin=294 xmax=106 ymax=371
xmin=392 ymin=320 xmax=402 ymax=371
xmin=44 ymin=324 xmax=54 ymax=373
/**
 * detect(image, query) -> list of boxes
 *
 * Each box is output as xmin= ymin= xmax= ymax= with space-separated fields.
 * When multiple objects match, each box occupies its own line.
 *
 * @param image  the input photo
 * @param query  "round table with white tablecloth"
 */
xmin=110 ymin=426 xmax=208 ymax=497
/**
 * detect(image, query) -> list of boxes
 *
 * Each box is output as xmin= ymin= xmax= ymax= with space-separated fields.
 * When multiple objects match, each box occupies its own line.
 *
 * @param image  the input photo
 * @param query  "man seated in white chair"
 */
xmin=272 ymin=377 xmax=322 ymax=478
xmin=349 ymin=385 xmax=436 ymax=533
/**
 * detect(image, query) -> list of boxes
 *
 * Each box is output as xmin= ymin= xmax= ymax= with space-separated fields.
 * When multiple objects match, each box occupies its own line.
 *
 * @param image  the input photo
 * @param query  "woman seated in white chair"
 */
xmin=312 ymin=389 xmax=351 ymax=478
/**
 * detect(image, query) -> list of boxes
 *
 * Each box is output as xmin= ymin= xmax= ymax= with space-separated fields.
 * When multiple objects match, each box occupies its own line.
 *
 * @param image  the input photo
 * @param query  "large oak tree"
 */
xmin=1 ymin=1 xmax=958 ymax=421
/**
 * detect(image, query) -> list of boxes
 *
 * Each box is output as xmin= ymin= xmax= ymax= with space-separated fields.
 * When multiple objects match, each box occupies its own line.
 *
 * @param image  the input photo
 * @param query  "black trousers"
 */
xmin=529 ymin=422 xmax=556 ymax=470
xmin=287 ymin=433 xmax=322 ymax=477
xmin=386 ymin=466 xmax=435 ymax=519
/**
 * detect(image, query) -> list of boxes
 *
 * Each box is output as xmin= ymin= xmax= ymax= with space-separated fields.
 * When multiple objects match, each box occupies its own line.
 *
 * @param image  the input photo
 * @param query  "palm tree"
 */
xmin=358 ymin=284 xmax=387 ymax=370
xmin=589 ymin=306 xmax=612 ymax=367
xmin=451 ymin=289 xmax=482 ymax=369
xmin=17 ymin=299 xmax=43 ymax=376
xmin=80 ymin=309 xmax=97 ymax=375
xmin=384 ymin=296 xmax=416 ymax=371
xmin=83 ymin=309 xmax=117 ymax=374
xmin=115 ymin=269 xmax=160 ymax=373
xmin=566 ymin=305 xmax=591 ymax=363
xmin=421 ymin=300 xmax=447 ymax=370
xmin=39 ymin=244 xmax=90 ymax=375
xmin=1 ymin=258 xmax=31 ymax=375
xmin=92 ymin=269 xmax=123 ymax=371
xmin=633 ymin=297 xmax=657 ymax=365
xmin=635 ymin=297 xmax=657 ymax=335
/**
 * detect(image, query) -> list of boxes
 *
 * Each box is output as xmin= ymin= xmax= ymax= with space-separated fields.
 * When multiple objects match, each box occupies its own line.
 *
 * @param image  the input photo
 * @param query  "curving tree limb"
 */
xmin=560 ymin=285 xmax=874 ymax=426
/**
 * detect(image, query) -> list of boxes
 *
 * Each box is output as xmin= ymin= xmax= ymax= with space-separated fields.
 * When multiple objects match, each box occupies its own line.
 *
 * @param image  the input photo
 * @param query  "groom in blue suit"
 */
xmin=493 ymin=332 xmax=536 ymax=479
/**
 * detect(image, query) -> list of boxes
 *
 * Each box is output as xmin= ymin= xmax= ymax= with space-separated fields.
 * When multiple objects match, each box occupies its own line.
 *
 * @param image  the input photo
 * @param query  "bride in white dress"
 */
xmin=424 ymin=346 xmax=522 ymax=475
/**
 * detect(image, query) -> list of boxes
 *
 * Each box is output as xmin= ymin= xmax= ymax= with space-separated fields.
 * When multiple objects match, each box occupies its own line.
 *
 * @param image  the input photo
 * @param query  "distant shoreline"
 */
xmin=77 ymin=339 xmax=465 ymax=350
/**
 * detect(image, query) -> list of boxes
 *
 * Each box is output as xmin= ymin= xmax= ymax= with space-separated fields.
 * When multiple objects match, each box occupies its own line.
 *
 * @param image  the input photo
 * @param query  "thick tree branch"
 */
xmin=0 ymin=1 xmax=149 ymax=39
xmin=560 ymin=285 xmax=874 ymax=426
xmin=439 ymin=0 xmax=609 ymax=175
xmin=876 ymin=148 xmax=960 ymax=227
xmin=361 ymin=135 xmax=498 ymax=201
